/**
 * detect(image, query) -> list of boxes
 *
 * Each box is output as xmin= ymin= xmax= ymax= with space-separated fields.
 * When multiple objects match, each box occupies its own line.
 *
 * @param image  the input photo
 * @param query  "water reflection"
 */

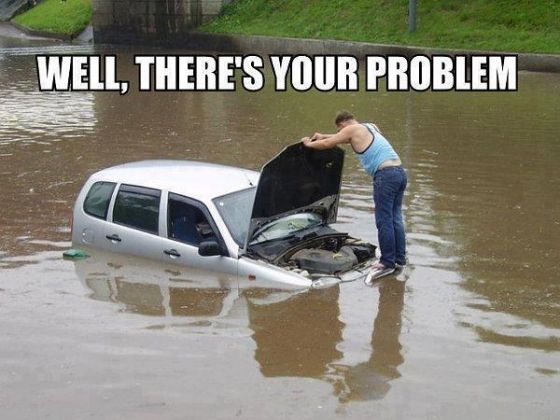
xmin=0 ymin=50 xmax=96 ymax=146
xmin=334 ymin=279 xmax=405 ymax=402
xmin=74 ymin=251 xmax=242 ymax=319
xmin=87 ymin=275 xmax=237 ymax=318
xmin=75 ymin=250 xmax=406 ymax=402
xmin=248 ymin=286 xmax=343 ymax=378
xmin=248 ymin=278 xmax=405 ymax=402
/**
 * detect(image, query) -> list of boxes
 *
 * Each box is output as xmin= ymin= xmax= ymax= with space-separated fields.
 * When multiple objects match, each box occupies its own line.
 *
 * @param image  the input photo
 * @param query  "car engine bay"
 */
xmin=247 ymin=227 xmax=376 ymax=275
xmin=282 ymin=237 xmax=376 ymax=275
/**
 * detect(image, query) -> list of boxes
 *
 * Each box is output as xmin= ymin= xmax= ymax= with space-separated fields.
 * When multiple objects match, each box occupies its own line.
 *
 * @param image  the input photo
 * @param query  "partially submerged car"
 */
xmin=71 ymin=143 xmax=377 ymax=289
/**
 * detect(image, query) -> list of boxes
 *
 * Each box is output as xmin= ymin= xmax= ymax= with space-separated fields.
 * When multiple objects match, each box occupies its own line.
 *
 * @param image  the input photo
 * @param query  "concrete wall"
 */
xmin=92 ymin=0 xmax=232 ymax=44
xmin=0 ymin=0 xmax=29 ymax=21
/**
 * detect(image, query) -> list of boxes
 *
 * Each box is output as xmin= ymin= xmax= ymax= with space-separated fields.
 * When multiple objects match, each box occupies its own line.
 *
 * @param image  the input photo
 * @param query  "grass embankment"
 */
xmin=201 ymin=0 xmax=560 ymax=54
xmin=12 ymin=0 xmax=91 ymax=36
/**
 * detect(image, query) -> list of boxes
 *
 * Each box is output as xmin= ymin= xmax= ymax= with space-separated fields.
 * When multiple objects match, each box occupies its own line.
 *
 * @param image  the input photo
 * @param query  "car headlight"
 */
xmin=311 ymin=277 xmax=340 ymax=289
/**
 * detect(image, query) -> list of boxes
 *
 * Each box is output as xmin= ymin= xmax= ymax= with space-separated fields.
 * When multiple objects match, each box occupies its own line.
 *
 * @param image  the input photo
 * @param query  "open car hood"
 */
xmin=243 ymin=142 xmax=344 ymax=251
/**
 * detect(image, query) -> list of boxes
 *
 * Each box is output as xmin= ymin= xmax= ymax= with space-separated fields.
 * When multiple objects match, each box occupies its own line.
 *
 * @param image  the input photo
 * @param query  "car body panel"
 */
xmin=237 ymin=256 xmax=313 ymax=289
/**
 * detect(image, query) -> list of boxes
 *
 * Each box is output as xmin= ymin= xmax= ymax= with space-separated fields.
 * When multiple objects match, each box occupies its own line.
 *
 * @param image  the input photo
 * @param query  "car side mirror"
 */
xmin=198 ymin=240 xmax=223 ymax=257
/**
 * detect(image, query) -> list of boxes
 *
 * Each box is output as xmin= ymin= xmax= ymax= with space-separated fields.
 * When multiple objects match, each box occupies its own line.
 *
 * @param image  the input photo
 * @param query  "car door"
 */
xmin=102 ymin=184 xmax=171 ymax=260
xmin=159 ymin=192 xmax=238 ymax=290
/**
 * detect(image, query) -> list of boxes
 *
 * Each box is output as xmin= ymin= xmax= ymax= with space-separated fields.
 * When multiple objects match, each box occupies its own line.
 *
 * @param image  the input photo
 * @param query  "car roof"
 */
xmin=90 ymin=160 xmax=259 ymax=200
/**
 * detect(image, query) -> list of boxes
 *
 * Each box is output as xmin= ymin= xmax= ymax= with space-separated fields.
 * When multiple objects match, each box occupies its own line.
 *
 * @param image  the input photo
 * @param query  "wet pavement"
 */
xmin=1 ymin=35 xmax=559 ymax=419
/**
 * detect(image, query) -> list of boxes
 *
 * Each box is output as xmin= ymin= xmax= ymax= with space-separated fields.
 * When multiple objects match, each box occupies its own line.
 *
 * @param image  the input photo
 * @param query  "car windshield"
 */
xmin=250 ymin=212 xmax=323 ymax=244
xmin=213 ymin=187 xmax=256 ymax=246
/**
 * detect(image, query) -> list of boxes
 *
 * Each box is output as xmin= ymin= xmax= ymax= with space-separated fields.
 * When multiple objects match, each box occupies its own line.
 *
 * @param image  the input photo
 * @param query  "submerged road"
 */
xmin=0 ymin=36 xmax=559 ymax=418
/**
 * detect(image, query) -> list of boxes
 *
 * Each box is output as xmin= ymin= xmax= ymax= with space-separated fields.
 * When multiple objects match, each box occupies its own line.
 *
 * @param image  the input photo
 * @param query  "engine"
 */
xmin=287 ymin=240 xmax=376 ymax=274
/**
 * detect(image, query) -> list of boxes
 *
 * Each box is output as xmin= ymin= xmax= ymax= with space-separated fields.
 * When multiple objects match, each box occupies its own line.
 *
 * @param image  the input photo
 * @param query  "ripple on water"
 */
xmin=0 ymin=90 xmax=96 ymax=145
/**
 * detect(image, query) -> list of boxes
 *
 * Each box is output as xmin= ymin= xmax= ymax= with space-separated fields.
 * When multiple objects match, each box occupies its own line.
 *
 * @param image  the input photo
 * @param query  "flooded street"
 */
xmin=1 ymin=34 xmax=560 ymax=419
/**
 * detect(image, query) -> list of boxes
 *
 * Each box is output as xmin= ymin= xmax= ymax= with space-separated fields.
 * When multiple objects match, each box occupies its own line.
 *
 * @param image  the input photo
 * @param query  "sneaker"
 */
xmin=395 ymin=258 xmax=408 ymax=268
xmin=364 ymin=263 xmax=395 ymax=285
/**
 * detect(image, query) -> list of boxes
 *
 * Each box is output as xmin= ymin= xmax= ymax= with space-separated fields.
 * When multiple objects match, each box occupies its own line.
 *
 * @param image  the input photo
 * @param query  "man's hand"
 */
xmin=301 ymin=136 xmax=313 ymax=147
xmin=302 ymin=126 xmax=353 ymax=150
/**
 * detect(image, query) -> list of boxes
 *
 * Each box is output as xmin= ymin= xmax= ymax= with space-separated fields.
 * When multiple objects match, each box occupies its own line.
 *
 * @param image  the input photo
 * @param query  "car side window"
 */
xmin=84 ymin=181 xmax=116 ymax=220
xmin=113 ymin=185 xmax=161 ymax=234
xmin=168 ymin=194 xmax=219 ymax=247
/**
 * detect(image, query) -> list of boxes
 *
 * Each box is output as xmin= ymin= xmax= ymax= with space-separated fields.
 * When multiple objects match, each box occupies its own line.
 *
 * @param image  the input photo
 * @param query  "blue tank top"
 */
xmin=354 ymin=123 xmax=399 ymax=176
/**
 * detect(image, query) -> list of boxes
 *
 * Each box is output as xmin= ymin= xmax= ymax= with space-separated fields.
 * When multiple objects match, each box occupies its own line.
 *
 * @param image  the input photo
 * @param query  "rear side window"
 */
xmin=113 ymin=185 xmax=161 ymax=234
xmin=84 ymin=182 xmax=116 ymax=220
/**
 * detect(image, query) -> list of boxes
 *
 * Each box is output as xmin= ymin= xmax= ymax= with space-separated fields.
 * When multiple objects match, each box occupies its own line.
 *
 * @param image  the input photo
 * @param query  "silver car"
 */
xmin=71 ymin=143 xmax=377 ymax=289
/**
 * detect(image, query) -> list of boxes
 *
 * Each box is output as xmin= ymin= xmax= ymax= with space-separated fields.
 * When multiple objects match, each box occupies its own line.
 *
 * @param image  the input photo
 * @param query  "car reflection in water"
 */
xmin=73 ymin=249 xmax=248 ymax=326
xmin=74 ymin=250 xmax=405 ymax=402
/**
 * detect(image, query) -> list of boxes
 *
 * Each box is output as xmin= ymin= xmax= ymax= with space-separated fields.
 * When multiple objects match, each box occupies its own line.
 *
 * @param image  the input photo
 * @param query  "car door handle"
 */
xmin=164 ymin=249 xmax=181 ymax=258
xmin=105 ymin=234 xmax=122 ymax=243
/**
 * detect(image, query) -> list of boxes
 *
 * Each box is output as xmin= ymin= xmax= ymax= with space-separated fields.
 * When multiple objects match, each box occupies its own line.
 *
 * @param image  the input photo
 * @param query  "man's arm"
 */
xmin=302 ymin=126 xmax=354 ymax=150
xmin=311 ymin=132 xmax=335 ymax=140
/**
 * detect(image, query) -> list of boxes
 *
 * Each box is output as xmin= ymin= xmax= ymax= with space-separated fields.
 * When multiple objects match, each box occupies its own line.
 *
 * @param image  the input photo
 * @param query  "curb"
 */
xmin=10 ymin=21 xmax=73 ymax=41
xmin=183 ymin=32 xmax=560 ymax=74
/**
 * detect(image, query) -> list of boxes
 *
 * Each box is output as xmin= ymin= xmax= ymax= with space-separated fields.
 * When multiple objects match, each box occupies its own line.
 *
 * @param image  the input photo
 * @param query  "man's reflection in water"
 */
xmin=248 ymin=279 xmax=405 ymax=402
xmin=333 ymin=279 xmax=405 ymax=402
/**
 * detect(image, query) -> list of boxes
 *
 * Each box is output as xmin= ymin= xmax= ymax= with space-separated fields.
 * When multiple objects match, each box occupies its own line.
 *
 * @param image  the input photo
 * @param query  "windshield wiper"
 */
xmin=286 ymin=225 xmax=325 ymax=244
xmin=300 ymin=231 xmax=318 ymax=240
xmin=249 ymin=232 xmax=297 ymax=246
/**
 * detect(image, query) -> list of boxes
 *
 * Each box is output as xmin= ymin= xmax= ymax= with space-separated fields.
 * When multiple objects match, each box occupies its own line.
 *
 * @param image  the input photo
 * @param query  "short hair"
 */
xmin=335 ymin=110 xmax=355 ymax=125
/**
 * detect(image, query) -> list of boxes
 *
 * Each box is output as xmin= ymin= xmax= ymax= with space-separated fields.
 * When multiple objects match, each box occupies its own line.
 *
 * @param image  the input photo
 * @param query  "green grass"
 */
xmin=201 ymin=0 xmax=560 ymax=54
xmin=12 ymin=0 xmax=92 ymax=36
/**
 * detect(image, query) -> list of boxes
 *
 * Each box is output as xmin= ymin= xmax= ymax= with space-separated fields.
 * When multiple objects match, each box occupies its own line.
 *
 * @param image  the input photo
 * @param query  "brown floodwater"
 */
xmin=1 ymin=34 xmax=559 ymax=419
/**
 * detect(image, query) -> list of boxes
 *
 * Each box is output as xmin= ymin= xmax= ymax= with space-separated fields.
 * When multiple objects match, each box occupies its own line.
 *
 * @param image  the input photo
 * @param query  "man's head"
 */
xmin=335 ymin=110 xmax=358 ymax=132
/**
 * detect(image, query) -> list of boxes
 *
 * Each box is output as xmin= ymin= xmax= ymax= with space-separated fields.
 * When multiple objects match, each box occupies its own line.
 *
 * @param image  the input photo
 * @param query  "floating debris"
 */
xmin=62 ymin=249 xmax=89 ymax=259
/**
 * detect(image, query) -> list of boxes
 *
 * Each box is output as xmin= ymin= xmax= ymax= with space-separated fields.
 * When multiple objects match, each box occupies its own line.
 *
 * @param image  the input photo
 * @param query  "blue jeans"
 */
xmin=373 ymin=166 xmax=407 ymax=268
